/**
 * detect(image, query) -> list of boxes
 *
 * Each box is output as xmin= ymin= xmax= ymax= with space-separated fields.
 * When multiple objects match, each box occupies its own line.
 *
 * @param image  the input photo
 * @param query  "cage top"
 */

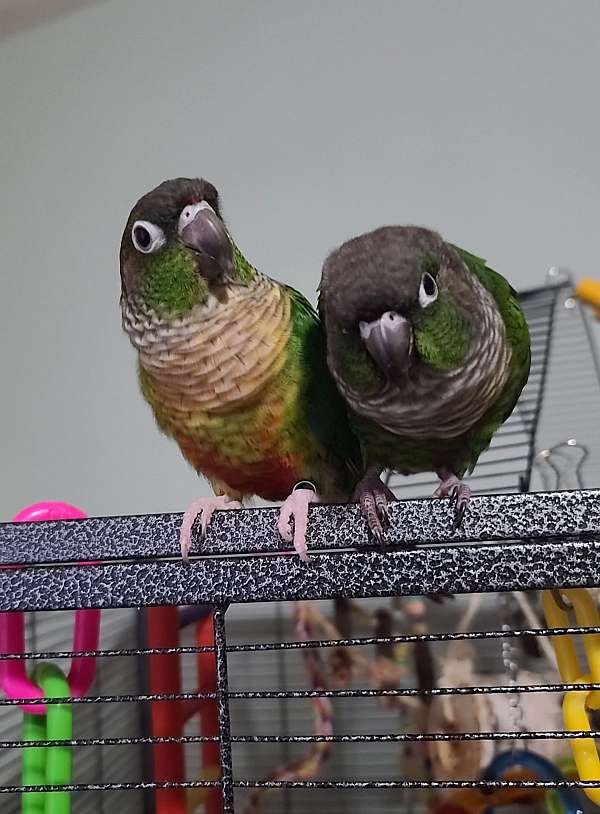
xmin=1 ymin=489 xmax=599 ymax=565
xmin=0 ymin=489 xmax=599 ymax=611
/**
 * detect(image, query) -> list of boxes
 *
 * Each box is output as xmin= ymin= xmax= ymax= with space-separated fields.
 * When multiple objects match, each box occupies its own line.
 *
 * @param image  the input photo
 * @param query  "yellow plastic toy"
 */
xmin=575 ymin=278 xmax=600 ymax=318
xmin=543 ymin=588 xmax=600 ymax=804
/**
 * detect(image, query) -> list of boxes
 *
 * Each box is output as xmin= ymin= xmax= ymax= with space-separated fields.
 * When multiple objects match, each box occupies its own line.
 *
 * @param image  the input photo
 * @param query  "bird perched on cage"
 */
xmin=120 ymin=177 xmax=361 ymax=560
xmin=318 ymin=226 xmax=531 ymax=537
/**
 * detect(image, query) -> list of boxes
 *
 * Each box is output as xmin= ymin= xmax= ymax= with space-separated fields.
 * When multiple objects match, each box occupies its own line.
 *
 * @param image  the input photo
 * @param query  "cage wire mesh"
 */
xmin=1 ymin=274 xmax=600 ymax=814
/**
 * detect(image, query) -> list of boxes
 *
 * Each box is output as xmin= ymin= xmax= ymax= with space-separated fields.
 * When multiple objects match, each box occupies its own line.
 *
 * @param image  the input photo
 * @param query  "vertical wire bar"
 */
xmin=577 ymin=291 xmax=600 ymax=387
xmin=136 ymin=607 xmax=156 ymax=814
xmin=575 ymin=298 xmax=600 ymax=489
xmin=274 ymin=602 xmax=292 ymax=814
xmin=214 ymin=605 xmax=234 ymax=813
xmin=95 ymin=631 xmax=106 ymax=814
xmin=521 ymin=286 xmax=560 ymax=491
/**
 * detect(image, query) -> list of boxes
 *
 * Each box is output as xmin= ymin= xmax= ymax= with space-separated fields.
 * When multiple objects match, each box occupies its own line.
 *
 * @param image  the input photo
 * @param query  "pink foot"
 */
xmin=180 ymin=495 xmax=242 ymax=560
xmin=277 ymin=483 xmax=320 ymax=562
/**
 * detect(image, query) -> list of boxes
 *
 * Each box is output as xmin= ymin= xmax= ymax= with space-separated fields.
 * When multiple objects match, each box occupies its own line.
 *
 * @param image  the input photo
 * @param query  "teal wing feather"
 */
xmin=453 ymin=246 xmax=531 ymax=473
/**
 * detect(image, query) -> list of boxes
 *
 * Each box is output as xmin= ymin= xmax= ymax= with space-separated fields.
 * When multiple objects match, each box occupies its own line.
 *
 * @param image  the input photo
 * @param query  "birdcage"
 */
xmin=1 ymin=271 xmax=600 ymax=814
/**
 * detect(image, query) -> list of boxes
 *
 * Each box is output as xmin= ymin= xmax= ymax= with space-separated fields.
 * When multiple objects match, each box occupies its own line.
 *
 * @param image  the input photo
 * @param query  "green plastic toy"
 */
xmin=21 ymin=663 xmax=72 ymax=814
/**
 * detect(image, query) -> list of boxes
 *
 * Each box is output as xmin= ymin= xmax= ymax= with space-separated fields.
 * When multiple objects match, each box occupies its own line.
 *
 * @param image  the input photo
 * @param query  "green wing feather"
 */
xmin=453 ymin=246 xmax=531 ymax=473
xmin=287 ymin=286 xmax=362 ymax=488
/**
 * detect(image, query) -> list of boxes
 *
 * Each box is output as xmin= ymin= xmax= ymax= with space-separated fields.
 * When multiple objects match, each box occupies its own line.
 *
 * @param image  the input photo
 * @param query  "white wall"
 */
xmin=1 ymin=0 xmax=599 ymax=519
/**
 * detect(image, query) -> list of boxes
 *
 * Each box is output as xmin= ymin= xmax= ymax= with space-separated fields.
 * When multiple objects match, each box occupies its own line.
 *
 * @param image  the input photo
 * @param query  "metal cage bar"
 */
xmin=1 ymin=490 xmax=600 ymax=611
xmin=214 ymin=605 xmax=234 ymax=813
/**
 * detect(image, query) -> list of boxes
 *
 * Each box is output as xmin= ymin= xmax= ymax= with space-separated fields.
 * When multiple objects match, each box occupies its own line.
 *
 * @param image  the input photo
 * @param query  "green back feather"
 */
xmin=287 ymin=287 xmax=362 ymax=484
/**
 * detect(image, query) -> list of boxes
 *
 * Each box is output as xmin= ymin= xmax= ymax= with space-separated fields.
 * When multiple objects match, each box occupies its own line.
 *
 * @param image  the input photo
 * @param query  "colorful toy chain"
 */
xmin=543 ymin=587 xmax=600 ymax=805
xmin=0 ymin=502 xmax=101 ymax=813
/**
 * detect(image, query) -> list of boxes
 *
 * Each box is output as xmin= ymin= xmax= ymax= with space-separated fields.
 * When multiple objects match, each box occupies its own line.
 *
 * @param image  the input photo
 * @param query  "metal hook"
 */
xmin=546 ymin=266 xmax=573 ymax=286
xmin=533 ymin=439 xmax=589 ymax=491
xmin=551 ymin=589 xmax=572 ymax=612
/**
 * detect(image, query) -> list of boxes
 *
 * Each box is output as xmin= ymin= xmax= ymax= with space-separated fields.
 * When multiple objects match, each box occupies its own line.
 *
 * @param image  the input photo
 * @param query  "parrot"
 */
xmin=318 ymin=225 xmax=531 ymax=538
xmin=119 ymin=177 xmax=361 ymax=560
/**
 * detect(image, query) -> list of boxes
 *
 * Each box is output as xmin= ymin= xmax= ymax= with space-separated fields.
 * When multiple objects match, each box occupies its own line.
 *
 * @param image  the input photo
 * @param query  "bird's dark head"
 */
xmin=120 ymin=177 xmax=246 ymax=316
xmin=320 ymin=226 xmax=476 ymax=390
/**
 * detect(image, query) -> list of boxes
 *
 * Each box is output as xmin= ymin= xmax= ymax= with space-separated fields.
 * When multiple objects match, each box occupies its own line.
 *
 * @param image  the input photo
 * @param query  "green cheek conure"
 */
xmin=318 ymin=225 xmax=531 ymax=538
xmin=120 ymin=177 xmax=361 ymax=560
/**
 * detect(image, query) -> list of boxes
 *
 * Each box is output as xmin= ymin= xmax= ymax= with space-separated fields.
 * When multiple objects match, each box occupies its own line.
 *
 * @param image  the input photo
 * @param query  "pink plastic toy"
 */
xmin=0 ymin=502 xmax=101 ymax=714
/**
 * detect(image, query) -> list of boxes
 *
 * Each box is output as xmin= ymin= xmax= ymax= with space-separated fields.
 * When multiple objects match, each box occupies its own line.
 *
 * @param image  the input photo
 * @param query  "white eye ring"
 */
xmin=178 ymin=201 xmax=215 ymax=234
xmin=131 ymin=220 xmax=166 ymax=254
xmin=419 ymin=272 xmax=438 ymax=308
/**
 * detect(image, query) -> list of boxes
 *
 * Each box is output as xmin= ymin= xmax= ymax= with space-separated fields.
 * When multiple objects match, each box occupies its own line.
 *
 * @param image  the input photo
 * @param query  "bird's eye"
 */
xmin=131 ymin=221 xmax=166 ymax=254
xmin=418 ymin=272 xmax=438 ymax=308
xmin=178 ymin=201 xmax=215 ymax=233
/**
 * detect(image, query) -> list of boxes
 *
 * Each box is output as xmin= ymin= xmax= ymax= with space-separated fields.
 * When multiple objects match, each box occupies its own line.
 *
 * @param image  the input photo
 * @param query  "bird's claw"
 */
xmin=451 ymin=483 xmax=471 ymax=529
xmin=179 ymin=495 xmax=242 ymax=560
xmin=277 ymin=485 xmax=320 ymax=562
xmin=369 ymin=522 xmax=385 ymax=547
xmin=354 ymin=473 xmax=396 ymax=544
xmin=452 ymin=504 xmax=465 ymax=531
xmin=433 ymin=474 xmax=471 ymax=530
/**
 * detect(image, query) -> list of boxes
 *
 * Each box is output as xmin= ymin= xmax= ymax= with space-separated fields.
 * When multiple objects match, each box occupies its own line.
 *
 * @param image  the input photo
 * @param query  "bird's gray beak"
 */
xmin=179 ymin=204 xmax=235 ymax=283
xmin=360 ymin=312 xmax=413 ymax=384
